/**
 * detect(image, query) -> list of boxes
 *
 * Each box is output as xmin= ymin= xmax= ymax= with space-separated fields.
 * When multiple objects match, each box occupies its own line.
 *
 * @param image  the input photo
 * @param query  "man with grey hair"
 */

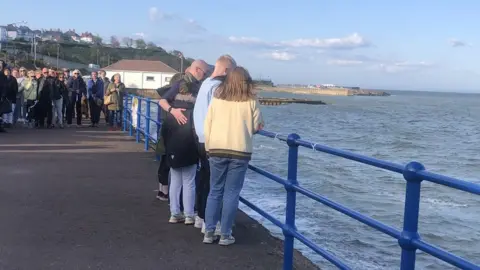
xmin=158 ymin=59 xmax=210 ymax=225
xmin=192 ymin=54 xmax=237 ymax=230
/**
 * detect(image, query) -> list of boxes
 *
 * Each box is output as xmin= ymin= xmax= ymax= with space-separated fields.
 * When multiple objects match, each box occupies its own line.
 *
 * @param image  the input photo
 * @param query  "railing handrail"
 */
xmin=122 ymin=94 xmax=480 ymax=270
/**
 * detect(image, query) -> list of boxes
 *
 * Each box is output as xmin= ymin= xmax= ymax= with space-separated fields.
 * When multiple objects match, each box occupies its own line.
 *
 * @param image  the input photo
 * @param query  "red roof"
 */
xmin=103 ymin=59 xmax=177 ymax=73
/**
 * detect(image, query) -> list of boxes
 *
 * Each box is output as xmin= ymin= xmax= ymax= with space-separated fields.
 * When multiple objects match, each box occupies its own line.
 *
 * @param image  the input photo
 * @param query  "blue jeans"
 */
xmin=108 ymin=110 xmax=121 ymax=127
xmin=205 ymin=157 xmax=248 ymax=236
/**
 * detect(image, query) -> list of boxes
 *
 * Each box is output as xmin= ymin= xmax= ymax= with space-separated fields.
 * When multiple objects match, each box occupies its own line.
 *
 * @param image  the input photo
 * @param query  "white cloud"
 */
xmin=228 ymin=36 xmax=271 ymax=46
xmin=149 ymin=7 xmax=158 ymax=21
xmin=185 ymin=19 xmax=207 ymax=32
xmin=134 ymin=32 xmax=146 ymax=38
xmin=228 ymin=33 xmax=370 ymax=50
xmin=449 ymin=38 xmax=470 ymax=47
xmin=327 ymin=59 xmax=363 ymax=66
xmin=376 ymin=61 xmax=433 ymax=73
xmin=261 ymin=51 xmax=297 ymax=61
xmin=281 ymin=33 xmax=370 ymax=49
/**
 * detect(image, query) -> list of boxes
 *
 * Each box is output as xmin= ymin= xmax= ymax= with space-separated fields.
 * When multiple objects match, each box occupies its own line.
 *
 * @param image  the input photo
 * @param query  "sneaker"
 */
xmin=194 ymin=216 xmax=203 ymax=229
xmin=169 ymin=214 xmax=185 ymax=224
xmin=215 ymin=222 xmax=221 ymax=236
xmin=203 ymin=231 xmax=219 ymax=244
xmin=185 ymin=216 xmax=195 ymax=225
xmin=201 ymin=222 xmax=206 ymax=234
xmin=219 ymin=235 xmax=235 ymax=246
xmin=156 ymin=191 xmax=168 ymax=201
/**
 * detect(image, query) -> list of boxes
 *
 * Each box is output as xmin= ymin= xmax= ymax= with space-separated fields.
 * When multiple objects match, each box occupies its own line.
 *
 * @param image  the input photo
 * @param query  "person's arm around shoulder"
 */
xmin=204 ymin=98 xmax=215 ymax=152
xmin=158 ymin=81 xmax=187 ymax=125
xmin=252 ymin=99 xmax=264 ymax=133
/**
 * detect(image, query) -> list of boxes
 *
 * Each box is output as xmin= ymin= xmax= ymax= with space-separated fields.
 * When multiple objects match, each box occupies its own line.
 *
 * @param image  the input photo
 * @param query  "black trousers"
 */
xmin=37 ymin=100 xmax=52 ymax=127
xmin=66 ymin=99 xmax=82 ymax=125
xmin=195 ymin=142 xmax=210 ymax=219
xmin=88 ymin=98 xmax=101 ymax=124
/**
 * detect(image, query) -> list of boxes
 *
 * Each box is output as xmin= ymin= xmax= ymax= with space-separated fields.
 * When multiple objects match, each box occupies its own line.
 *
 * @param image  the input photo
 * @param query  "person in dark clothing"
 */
xmin=158 ymin=59 xmax=209 ymax=225
xmin=99 ymin=70 xmax=110 ymax=123
xmin=0 ymin=61 xmax=7 ymax=132
xmin=3 ymin=68 xmax=18 ymax=128
xmin=36 ymin=68 xmax=55 ymax=128
xmin=87 ymin=71 xmax=104 ymax=127
xmin=66 ymin=70 xmax=86 ymax=126
xmin=155 ymin=72 xmax=186 ymax=201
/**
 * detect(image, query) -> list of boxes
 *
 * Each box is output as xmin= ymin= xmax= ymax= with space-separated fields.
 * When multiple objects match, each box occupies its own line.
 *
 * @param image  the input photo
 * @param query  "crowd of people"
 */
xmin=155 ymin=55 xmax=264 ymax=246
xmin=0 ymin=60 xmax=125 ymax=132
xmin=0 ymin=54 xmax=265 ymax=246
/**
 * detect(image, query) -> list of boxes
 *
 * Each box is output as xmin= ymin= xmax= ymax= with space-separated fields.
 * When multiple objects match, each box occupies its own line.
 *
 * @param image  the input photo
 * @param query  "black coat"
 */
xmin=4 ymin=76 xmax=18 ymax=104
xmin=163 ymin=101 xmax=198 ymax=169
xmin=0 ymin=72 xmax=6 ymax=98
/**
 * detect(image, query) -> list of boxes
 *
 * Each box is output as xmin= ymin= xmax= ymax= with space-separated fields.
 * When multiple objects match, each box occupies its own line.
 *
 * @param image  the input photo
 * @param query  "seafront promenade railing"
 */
xmin=122 ymin=94 xmax=480 ymax=270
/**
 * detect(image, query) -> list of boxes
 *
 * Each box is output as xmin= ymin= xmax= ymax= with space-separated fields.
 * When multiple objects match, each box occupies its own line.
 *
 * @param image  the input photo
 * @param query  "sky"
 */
xmin=2 ymin=0 xmax=480 ymax=92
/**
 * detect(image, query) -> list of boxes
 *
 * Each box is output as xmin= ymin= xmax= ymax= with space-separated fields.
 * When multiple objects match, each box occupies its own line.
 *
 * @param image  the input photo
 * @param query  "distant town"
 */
xmin=0 ymin=23 xmax=155 ymax=49
xmin=0 ymin=23 xmax=384 ymax=96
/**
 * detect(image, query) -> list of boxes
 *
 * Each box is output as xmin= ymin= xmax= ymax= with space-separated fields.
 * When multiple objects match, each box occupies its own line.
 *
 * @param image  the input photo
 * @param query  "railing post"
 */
xmin=144 ymin=98 xmax=151 ymax=151
xmin=155 ymin=103 xmax=161 ymax=161
xmin=399 ymin=161 xmax=425 ymax=270
xmin=128 ymin=95 xmax=133 ymax=137
xmin=136 ymin=98 xmax=142 ymax=143
xmin=283 ymin=133 xmax=301 ymax=270
xmin=122 ymin=95 xmax=127 ymax=132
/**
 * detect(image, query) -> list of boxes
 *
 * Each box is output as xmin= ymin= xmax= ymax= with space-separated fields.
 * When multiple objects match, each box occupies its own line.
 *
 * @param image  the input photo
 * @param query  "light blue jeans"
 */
xmin=204 ymin=157 xmax=248 ymax=237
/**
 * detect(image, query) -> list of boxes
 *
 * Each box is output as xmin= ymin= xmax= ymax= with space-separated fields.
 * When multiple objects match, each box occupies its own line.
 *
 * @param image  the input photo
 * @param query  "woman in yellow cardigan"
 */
xmin=203 ymin=66 xmax=264 ymax=246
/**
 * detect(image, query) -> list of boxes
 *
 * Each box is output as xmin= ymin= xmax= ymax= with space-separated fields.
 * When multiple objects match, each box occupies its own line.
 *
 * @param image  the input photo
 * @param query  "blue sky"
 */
xmin=2 ymin=0 xmax=480 ymax=92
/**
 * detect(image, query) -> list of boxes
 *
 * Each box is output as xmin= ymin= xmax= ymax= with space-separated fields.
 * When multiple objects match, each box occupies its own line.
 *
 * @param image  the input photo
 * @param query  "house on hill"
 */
xmin=0 ymin=26 xmax=7 ymax=42
xmin=103 ymin=59 xmax=178 ymax=89
xmin=80 ymin=32 xmax=94 ymax=44
xmin=65 ymin=30 xmax=80 ymax=42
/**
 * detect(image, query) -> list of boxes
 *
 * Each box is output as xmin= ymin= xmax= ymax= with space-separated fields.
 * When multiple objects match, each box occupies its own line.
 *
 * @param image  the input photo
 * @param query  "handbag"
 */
xmin=104 ymin=94 xmax=113 ymax=105
xmin=0 ymin=98 xmax=12 ymax=114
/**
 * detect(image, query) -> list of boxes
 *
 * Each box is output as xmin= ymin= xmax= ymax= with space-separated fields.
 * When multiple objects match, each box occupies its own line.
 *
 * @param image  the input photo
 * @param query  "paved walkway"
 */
xmin=0 ymin=125 xmax=318 ymax=270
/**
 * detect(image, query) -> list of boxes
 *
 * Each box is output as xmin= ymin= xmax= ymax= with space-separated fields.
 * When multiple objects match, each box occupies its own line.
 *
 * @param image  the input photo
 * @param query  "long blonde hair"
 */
xmin=214 ymin=66 xmax=255 ymax=102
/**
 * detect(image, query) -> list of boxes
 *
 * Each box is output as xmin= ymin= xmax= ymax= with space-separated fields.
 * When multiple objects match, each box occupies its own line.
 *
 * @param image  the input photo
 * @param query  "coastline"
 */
xmin=258 ymin=86 xmax=391 ymax=96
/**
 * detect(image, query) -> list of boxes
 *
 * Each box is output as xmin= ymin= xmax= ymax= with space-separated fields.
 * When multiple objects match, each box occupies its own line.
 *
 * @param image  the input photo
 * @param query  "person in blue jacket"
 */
xmin=87 ymin=71 xmax=104 ymax=127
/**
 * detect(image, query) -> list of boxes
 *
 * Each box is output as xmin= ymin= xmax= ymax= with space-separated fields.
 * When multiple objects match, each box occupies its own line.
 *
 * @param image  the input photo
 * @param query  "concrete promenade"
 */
xmin=0 ymin=125 xmax=318 ymax=270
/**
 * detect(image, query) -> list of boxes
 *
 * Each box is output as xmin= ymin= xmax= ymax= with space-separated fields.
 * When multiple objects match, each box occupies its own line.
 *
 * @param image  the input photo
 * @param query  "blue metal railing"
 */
xmin=122 ymin=94 xmax=480 ymax=270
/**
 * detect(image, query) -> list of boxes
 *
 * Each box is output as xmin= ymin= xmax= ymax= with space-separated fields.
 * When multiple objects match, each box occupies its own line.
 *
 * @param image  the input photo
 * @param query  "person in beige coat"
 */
xmin=104 ymin=73 xmax=125 ymax=130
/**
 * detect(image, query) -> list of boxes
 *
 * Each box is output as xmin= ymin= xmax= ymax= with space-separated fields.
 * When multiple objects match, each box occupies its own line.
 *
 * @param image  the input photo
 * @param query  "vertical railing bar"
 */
xmin=136 ymin=98 xmax=141 ymax=143
xmin=399 ymin=161 xmax=425 ymax=270
xmin=122 ymin=95 xmax=127 ymax=132
xmin=128 ymin=95 xmax=133 ymax=137
xmin=144 ymin=98 xmax=151 ymax=151
xmin=283 ymin=133 xmax=301 ymax=270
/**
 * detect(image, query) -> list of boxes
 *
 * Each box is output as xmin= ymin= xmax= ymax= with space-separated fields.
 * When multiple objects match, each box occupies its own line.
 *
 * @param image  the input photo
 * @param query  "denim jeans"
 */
xmin=205 ymin=157 xmax=248 ymax=236
xmin=169 ymin=164 xmax=197 ymax=217
xmin=2 ymin=103 xmax=15 ymax=124
xmin=52 ymin=97 xmax=63 ymax=125
xmin=108 ymin=110 xmax=121 ymax=127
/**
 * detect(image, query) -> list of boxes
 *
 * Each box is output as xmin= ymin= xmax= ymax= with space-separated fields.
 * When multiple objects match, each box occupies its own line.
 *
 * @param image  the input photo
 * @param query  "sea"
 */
xmin=143 ymin=90 xmax=480 ymax=269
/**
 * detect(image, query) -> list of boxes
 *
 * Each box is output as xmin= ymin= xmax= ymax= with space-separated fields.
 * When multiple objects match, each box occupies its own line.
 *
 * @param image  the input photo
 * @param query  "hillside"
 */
xmin=4 ymin=40 xmax=194 ymax=71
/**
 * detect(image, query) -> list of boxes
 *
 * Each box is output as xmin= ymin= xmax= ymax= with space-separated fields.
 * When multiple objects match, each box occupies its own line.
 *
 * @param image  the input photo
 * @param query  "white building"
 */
xmin=103 ymin=59 xmax=177 ymax=89
xmin=0 ymin=26 xmax=7 ymax=42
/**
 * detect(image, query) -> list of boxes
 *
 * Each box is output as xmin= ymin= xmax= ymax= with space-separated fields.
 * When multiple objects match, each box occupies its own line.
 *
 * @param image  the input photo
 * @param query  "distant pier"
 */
xmin=258 ymin=98 xmax=326 ymax=106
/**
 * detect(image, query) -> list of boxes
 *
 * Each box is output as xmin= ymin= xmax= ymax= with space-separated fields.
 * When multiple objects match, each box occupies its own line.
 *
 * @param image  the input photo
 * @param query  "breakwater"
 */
xmin=260 ymin=86 xmax=390 ymax=96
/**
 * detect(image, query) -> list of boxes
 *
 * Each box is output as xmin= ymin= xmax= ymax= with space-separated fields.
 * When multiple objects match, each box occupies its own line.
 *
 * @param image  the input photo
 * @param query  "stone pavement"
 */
xmin=0 ymin=125 xmax=318 ymax=270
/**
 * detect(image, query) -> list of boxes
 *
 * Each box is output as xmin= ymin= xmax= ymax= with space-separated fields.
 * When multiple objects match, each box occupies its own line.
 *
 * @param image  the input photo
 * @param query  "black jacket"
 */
xmin=67 ymin=77 xmax=86 ymax=102
xmin=0 ymin=72 xmax=6 ymax=98
xmin=163 ymin=102 xmax=198 ymax=168
xmin=5 ymin=76 xmax=18 ymax=104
